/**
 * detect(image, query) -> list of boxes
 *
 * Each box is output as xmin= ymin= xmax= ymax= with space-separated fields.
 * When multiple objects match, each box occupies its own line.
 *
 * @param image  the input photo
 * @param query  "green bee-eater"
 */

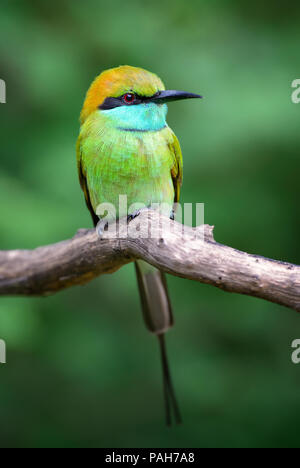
xmin=77 ymin=66 xmax=201 ymax=425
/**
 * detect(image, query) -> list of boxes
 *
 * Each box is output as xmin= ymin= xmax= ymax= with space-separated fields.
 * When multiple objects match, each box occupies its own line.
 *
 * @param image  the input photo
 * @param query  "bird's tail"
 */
xmin=135 ymin=260 xmax=182 ymax=425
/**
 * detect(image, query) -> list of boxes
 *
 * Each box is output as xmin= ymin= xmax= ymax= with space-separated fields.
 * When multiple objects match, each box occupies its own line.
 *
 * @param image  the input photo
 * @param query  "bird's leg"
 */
xmin=128 ymin=206 xmax=175 ymax=224
xmin=127 ymin=206 xmax=150 ymax=223
xmin=127 ymin=210 xmax=140 ymax=222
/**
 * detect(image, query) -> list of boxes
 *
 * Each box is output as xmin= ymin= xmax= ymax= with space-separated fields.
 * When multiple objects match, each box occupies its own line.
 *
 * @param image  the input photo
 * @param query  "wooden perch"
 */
xmin=0 ymin=210 xmax=299 ymax=311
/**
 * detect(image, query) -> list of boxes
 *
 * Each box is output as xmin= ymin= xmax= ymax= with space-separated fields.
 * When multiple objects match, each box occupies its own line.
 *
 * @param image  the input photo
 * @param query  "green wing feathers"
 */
xmin=169 ymin=132 xmax=183 ymax=204
xmin=76 ymin=136 xmax=99 ymax=227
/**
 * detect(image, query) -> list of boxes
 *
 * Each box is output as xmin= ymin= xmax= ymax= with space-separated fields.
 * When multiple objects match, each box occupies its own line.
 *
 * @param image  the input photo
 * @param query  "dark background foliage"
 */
xmin=0 ymin=0 xmax=299 ymax=448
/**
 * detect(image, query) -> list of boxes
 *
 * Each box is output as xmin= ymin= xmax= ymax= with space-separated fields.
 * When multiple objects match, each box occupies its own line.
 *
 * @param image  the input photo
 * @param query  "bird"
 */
xmin=77 ymin=65 xmax=202 ymax=425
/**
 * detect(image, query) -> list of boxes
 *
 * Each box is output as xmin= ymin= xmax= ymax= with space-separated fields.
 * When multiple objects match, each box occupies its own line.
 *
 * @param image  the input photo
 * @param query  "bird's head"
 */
xmin=80 ymin=65 xmax=202 ymax=132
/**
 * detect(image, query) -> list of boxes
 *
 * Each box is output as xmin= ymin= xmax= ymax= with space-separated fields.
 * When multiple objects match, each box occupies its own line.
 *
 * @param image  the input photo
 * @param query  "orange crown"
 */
xmin=80 ymin=65 xmax=165 ymax=124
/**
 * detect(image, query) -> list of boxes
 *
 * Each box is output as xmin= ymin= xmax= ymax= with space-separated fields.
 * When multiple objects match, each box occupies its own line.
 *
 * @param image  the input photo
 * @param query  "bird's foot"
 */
xmin=127 ymin=210 xmax=140 ymax=223
xmin=127 ymin=206 xmax=175 ymax=224
xmin=127 ymin=206 xmax=150 ymax=223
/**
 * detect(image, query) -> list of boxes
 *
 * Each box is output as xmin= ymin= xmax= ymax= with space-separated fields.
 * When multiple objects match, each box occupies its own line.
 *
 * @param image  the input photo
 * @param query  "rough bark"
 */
xmin=0 ymin=211 xmax=299 ymax=311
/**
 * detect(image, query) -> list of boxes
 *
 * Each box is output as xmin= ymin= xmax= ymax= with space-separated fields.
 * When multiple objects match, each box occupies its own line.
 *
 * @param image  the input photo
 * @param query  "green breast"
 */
xmin=80 ymin=115 xmax=176 ymax=219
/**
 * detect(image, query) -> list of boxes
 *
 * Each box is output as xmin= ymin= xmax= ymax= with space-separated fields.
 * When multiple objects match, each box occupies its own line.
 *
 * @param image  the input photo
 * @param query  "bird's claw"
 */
xmin=127 ymin=209 xmax=142 ymax=223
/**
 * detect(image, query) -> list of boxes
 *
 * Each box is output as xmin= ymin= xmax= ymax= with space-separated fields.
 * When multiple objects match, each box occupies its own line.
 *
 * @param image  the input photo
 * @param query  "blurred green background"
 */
xmin=0 ymin=0 xmax=299 ymax=448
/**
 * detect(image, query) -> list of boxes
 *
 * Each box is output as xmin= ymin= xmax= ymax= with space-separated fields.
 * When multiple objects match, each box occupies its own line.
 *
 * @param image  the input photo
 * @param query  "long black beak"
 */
xmin=150 ymin=90 xmax=203 ymax=104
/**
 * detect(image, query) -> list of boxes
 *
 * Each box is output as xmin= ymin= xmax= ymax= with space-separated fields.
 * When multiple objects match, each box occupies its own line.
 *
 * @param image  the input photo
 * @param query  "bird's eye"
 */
xmin=123 ymin=93 xmax=136 ymax=104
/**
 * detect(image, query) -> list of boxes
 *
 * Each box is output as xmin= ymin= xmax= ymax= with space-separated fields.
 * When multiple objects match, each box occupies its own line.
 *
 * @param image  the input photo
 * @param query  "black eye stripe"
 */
xmin=99 ymin=97 xmax=124 ymax=110
xmin=99 ymin=91 xmax=162 ymax=110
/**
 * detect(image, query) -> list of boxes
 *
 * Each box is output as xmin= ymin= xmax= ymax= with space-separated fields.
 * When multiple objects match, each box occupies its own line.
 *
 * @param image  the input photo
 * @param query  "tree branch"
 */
xmin=0 ymin=210 xmax=299 ymax=311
